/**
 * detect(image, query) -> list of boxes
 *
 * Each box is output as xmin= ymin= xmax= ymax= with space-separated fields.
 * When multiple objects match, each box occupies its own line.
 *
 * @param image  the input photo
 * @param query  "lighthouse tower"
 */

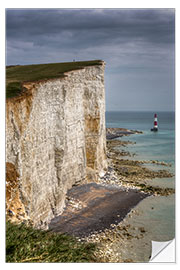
xmin=151 ymin=113 xmax=158 ymax=132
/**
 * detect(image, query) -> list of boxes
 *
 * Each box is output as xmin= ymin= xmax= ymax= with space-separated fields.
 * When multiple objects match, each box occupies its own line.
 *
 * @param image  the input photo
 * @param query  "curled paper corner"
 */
xmin=150 ymin=239 xmax=175 ymax=262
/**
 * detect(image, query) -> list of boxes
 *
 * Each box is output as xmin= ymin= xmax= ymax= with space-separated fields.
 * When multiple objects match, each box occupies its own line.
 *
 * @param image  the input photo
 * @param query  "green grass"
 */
xmin=6 ymin=60 xmax=103 ymax=99
xmin=6 ymin=221 xmax=97 ymax=263
xmin=6 ymin=82 xmax=22 ymax=98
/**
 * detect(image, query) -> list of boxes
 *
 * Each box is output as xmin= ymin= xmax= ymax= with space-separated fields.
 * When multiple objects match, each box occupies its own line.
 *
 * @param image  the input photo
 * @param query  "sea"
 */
xmin=105 ymin=111 xmax=175 ymax=260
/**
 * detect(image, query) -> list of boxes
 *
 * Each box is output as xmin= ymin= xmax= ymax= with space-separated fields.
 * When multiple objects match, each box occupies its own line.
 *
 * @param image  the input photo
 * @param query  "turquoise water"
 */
xmin=106 ymin=111 xmax=175 ymax=187
xmin=106 ymin=111 xmax=175 ymax=163
xmin=106 ymin=111 xmax=175 ymax=243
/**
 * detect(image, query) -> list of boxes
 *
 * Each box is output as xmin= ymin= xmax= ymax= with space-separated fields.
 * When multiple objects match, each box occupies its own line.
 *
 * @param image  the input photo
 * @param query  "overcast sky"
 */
xmin=6 ymin=9 xmax=175 ymax=111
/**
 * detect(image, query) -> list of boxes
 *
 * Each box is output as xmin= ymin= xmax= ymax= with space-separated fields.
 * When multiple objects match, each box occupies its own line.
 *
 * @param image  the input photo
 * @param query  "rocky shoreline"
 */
xmin=49 ymin=127 xmax=175 ymax=262
xmin=106 ymin=127 xmax=143 ymax=140
xmin=104 ymin=128 xmax=174 ymax=196
xmin=81 ymin=128 xmax=175 ymax=262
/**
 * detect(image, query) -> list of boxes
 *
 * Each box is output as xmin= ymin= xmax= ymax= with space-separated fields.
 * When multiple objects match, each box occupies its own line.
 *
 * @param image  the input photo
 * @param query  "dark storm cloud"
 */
xmin=6 ymin=9 xmax=175 ymax=111
xmin=6 ymin=9 xmax=174 ymax=49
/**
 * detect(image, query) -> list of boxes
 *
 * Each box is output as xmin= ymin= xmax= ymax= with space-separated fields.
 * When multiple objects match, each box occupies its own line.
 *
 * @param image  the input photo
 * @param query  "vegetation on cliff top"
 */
xmin=6 ymin=221 xmax=97 ymax=263
xmin=6 ymin=60 xmax=103 ymax=98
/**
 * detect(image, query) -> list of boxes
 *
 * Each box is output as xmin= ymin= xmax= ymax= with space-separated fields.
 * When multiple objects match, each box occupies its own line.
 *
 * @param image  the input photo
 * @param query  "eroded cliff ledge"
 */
xmin=6 ymin=60 xmax=107 ymax=228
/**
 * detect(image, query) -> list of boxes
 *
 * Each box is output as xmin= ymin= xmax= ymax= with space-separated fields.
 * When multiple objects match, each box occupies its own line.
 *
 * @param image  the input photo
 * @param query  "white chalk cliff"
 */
xmin=6 ymin=62 xmax=107 ymax=228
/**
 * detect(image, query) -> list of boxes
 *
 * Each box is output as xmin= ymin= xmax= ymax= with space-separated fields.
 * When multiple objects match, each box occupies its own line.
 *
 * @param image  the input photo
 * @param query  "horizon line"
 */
xmin=105 ymin=110 xmax=175 ymax=113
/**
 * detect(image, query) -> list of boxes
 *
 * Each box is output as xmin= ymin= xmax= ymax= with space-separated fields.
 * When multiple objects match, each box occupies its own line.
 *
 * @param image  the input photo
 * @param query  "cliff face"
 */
xmin=6 ymin=63 xmax=107 ymax=228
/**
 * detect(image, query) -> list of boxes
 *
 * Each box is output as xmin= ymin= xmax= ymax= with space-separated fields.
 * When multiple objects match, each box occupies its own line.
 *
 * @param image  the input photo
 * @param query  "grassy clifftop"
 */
xmin=6 ymin=221 xmax=97 ymax=263
xmin=6 ymin=60 xmax=104 ymax=98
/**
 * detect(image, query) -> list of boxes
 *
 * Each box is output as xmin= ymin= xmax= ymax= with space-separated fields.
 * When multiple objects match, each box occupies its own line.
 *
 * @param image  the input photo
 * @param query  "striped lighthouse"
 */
xmin=151 ymin=113 xmax=158 ymax=132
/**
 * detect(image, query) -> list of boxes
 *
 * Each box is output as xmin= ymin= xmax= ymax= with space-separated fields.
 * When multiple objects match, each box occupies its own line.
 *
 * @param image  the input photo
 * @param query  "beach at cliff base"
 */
xmin=48 ymin=127 xmax=175 ymax=262
xmin=49 ymin=183 xmax=148 ymax=237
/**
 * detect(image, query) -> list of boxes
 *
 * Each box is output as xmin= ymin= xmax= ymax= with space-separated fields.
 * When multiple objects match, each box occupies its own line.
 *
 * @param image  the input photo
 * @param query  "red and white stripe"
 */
xmin=154 ymin=113 xmax=158 ymax=128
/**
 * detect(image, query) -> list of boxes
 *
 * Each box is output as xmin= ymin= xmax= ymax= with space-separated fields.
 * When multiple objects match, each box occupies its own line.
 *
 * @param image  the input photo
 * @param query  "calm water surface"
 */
xmin=105 ymin=111 xmax=175 ymax=260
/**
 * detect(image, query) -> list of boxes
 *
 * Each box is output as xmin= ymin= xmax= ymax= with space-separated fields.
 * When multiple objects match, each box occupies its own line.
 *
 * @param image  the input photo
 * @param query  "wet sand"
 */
xmin=49 ymin=183 xmax=148 ymax=237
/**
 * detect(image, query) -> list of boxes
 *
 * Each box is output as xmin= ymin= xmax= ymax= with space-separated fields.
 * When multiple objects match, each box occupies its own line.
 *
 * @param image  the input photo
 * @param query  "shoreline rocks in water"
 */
xmin=105 ymin=137 xmax=174 ymax=196
xmin=99 ymin=162 xmax=174 ymax=196
xmin=106 ymin=127 xmax=143 ymax=140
